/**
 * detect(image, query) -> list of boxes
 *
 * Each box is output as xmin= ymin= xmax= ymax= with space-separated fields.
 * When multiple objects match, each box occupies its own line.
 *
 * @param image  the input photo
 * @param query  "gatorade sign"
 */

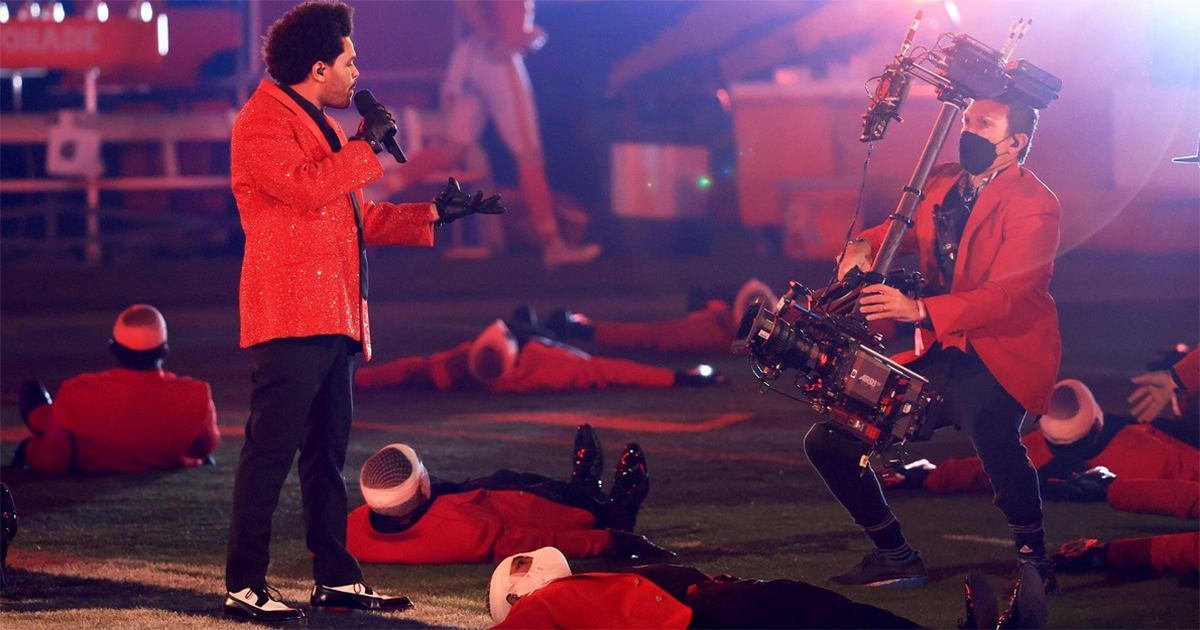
xmin=1 ymin=18 xmax=162 ymax=70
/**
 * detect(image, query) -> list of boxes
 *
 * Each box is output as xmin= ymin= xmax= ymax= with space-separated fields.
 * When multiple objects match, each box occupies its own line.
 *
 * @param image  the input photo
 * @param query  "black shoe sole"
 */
xmin=223 ymin=603 xmax=307 ymax=624
xmin=310 ymin=593 xmax=415 ymax=612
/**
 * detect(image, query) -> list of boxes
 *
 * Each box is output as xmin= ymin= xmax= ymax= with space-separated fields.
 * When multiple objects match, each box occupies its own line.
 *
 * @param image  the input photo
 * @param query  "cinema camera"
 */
xmin=733 ymin=15 xmax=1061 ymax=465
xmin=733 ymin=276 xmax=940 ymax=463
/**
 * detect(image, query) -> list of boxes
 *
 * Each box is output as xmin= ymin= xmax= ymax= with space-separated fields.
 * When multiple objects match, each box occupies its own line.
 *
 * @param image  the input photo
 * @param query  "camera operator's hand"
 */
xmin=859 ymin=284 xmax=921 ymax=323
xmin=350 ymin=104 xmax=397 ymax=155
xmin=433 ymin=177 xmax=506 ymax=227
xmin=836 ymin=239 xmax=873 ymax=281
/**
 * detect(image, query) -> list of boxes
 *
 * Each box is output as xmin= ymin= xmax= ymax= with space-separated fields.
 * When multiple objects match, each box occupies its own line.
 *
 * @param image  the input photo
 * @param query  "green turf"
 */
xmin=1 ymin=248 xmax=1197 ymax=628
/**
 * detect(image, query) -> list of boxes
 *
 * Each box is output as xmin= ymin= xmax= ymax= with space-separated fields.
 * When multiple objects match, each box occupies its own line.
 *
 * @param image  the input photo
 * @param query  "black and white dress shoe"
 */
xmin=310 ymin=582 xmax=414 ymax=611
xmin=224 ymin=586 xmax=306 ymax=622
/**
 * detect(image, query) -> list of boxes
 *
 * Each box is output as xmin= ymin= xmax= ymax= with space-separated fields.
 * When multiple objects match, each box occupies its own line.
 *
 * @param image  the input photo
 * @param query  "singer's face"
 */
xmin=320 ymin=36 xmax=359 ymax=110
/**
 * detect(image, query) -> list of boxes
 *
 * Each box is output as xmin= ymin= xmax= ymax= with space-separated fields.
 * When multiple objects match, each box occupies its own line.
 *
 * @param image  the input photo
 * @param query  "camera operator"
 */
xmin=805 ymin=94 xmax=1061 ymax=593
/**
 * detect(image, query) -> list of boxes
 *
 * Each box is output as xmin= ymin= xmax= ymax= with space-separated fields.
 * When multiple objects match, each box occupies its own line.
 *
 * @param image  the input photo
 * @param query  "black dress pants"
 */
xmin=625 ymin=565 xmax=923 ymax=629
xmin=226 ymin=335 xmax=363 ymax=591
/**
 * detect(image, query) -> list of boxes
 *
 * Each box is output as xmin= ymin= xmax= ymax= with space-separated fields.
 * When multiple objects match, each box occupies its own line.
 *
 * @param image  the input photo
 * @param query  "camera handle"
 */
xmin=867 ymin=100 xmax=963 ymax=280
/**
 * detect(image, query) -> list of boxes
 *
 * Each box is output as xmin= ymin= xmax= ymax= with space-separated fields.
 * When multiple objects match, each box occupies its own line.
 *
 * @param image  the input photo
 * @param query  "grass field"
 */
xmin=1 ymin=244 xmax=1197 ymax=629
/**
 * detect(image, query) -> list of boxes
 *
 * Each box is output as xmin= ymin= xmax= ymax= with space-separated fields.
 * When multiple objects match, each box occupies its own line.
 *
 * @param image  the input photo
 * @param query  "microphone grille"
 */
xmin=353 ymin=89 xmax=377 ymax=115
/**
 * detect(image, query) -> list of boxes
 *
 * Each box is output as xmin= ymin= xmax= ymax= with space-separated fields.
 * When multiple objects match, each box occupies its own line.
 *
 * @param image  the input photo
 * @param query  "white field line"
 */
xmin=942 ymin=534 xmax=1014 ymax=547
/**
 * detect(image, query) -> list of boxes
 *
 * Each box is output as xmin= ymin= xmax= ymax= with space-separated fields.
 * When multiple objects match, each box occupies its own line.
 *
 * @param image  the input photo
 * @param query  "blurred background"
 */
xmin=1 ymin=0 xmax=1197 ymax=266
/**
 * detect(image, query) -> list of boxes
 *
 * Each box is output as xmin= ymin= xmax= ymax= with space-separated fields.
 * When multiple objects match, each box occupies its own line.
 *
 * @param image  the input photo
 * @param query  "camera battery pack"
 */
xmin=1005 ymin=59 xmax=1062 ymax=109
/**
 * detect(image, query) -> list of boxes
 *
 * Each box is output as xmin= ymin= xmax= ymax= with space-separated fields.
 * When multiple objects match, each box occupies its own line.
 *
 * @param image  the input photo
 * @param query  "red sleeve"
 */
xmin=1107 ymin=479 xmax=1200 ymax=520
xmin=923 ymin=456 xmax=993 ymax=494
xmin=925 ymin=431 xmax=1048 ymax=493
xmin=429 ymin=342 xmax=474 ymax=391
xmin=188 ymin=382 xmax=220 ymax=459
xmin=231 ymin=104 xmax=382 ymax=213
xmin=361 ymin=201 xmax=435 ymax=248
xmin=1108 ymin=531 xmax=1200 ymax=576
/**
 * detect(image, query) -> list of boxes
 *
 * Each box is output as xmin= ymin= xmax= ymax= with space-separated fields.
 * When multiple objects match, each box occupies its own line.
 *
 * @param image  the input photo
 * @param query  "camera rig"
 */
xmin=733 ymin=276 xmax=941 ymax=462
xmin=733 ymin=14 xmax=1061 ymax=465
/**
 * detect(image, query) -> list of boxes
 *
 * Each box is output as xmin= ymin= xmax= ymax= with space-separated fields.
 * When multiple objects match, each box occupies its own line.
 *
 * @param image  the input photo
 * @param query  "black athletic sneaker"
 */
xmin=830 ymin=550 xmax=928 ymax=587
xmin=998 ymin=561 xmax=1049 ymax=629
xmin=1018 ymin=555 xmax=1061 ymax=595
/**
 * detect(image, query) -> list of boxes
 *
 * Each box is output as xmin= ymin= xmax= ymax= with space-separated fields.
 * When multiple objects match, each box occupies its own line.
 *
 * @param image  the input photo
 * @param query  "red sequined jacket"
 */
xmin=231 ymin=80 xmax=435 ymax=359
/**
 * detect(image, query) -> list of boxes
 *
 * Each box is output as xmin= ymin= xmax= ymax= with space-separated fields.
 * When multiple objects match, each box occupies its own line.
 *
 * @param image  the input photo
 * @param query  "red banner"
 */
xmin=0 ymin=18 xmax=162 ymax=70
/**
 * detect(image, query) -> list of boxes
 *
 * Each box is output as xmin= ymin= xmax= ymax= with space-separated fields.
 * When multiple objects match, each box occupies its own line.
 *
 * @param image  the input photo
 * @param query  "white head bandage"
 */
xmin=1041 ymin=379 xmax=1104 ymax=445
xmin=112 ymin=304 xmax=168 ymax=351
xmin=359 ymin=444 xmax=432 ymax=518
xmin=468 ymin=319 xmax=519 ymax=385
xmin=487 ymin=547 xmax=571 ymax=623
xmin=732 ymin=278 xmax=778 ymax=331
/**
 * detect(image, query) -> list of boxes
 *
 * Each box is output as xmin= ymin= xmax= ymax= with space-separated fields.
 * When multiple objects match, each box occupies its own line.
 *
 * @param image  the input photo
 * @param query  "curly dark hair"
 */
xmin=263 ymin=1 xmax=354 ymax=86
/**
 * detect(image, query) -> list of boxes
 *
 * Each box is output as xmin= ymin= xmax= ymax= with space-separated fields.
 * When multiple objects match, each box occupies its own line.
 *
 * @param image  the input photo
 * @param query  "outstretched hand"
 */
xmin=1128 ymin=369 xmax=1177 ymax=422
xmin=433 ymin=177 xmax=506 ymax=227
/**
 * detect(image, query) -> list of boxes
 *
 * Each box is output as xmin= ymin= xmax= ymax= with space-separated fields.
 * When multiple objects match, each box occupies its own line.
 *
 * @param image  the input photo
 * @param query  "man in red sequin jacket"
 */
xmin=223 ymin=1 xmax=503 ymax=621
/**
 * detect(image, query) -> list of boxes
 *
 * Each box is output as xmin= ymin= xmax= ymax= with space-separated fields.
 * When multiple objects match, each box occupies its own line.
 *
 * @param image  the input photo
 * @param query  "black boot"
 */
xmin=545 ymin=310 xmax=595 ymax=343
xmin=958 ymin=572 xmax=999 ymax=629
xmin=18 ymin=380 xmax=51 ymax=430
xmin=607 ymin=443 xmax=649 ymax=532
xmin=673 ymin=365 xmax=730 ymax=387
xmin=570 ymin=424 xmax=604 ymax=501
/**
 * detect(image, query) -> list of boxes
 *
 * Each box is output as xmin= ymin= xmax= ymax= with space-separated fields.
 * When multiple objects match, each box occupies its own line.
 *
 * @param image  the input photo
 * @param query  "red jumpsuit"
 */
xmin=592 ymin=300 xmax=734 ymax=354
xmin=355 ymin=339 xmax=676 ymax=392
xmin=491 ymin=565 xmax=923 ymax=629
xmin=1106 ymin=531 xmax=1199 ymax=576
xmin=492 ymin=573 xmax=692 ymax=629
xmin=345 ymin=492 xmax=613 ymax=564
xmin=924 ymin=423 xmax=1200 ymax=520
xmin=21 ymin=368 xmax=218 ymax=473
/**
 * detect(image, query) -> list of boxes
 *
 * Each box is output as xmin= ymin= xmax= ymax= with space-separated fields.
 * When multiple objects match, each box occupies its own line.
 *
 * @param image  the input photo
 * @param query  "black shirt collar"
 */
xmin=277 ymin=83 xmax=342 ymax=152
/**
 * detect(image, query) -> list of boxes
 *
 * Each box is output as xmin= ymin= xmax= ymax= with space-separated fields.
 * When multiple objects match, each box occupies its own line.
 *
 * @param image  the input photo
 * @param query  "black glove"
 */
xmin=607 ymin=529 xmax=676 ymax=560
xmin=1041 ymin=466 xmax=1116 ymax=502
xmin=433 ymin=177 xmax=506 ymax=227
xmin=351 ymin=104 xmax=397 ymax=154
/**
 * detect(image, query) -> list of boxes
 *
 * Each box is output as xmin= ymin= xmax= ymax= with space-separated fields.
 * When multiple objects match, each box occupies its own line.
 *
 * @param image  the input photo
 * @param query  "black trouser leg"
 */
xmin=912 ymin=347 xmax=1045 ymax=556
xmin=226 ymin=336 xmax=359 ymax=592
xmin=803 ymin=422 xmax=897 ymax=534
xmin=685 ymin=577 xmax=924 ymax=629
xmin=297 ymin=338 xmax=362 ymax=587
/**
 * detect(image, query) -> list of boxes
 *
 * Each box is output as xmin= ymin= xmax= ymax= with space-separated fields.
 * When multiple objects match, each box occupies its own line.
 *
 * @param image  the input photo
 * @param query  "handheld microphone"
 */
xmin=353 ymin=89 xmax=407 ymax=164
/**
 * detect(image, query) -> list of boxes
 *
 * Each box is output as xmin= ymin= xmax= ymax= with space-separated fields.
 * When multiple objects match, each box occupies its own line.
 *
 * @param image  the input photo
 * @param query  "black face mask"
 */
xmin=958 ymin=131 xmax=1011 ymax=176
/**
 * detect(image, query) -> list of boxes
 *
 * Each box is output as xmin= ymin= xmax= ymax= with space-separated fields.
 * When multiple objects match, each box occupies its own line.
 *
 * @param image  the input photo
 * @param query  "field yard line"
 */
xmin=943 ymin=534 xmax=1014 ymax=546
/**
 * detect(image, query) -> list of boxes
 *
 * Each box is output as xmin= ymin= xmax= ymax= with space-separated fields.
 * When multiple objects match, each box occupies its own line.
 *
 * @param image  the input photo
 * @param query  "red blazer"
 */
xmin=346 ymin=492 xmax=614 ymax=564
xmin=24 ymin=368 xmax=218 ymax=473
xmin=492 ymin=573 xmax=693 ymax=630
xmin=859 ymin=163 xmax=1061 ymax=413
xmin=231 ymin=80 xmax=435 ymax=359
